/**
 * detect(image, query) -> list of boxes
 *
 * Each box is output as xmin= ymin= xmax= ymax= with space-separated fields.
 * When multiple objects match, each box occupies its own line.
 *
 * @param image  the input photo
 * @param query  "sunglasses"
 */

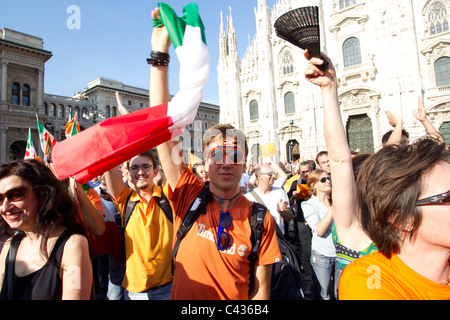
xmin=319 ymin=176 xmax=331 ymax=183
xmin=0 ymin=186 xmax=32 ymax=206
xmin=260 ymin=172 xmax=275 ymax=177
xmin=415 ymin=190 xmax=450 ymax=206
xmin=129 ymin=164 xmax=153 ymax=172
xmin=217 ymin=210 xmax=232 ymax=250
xmin=209 ymin=147 xmax=245 ymax=165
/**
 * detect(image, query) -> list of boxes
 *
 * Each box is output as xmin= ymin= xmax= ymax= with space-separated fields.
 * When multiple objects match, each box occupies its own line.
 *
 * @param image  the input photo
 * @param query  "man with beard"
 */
xmin=104 ymin=150 xmax=173 ymax=300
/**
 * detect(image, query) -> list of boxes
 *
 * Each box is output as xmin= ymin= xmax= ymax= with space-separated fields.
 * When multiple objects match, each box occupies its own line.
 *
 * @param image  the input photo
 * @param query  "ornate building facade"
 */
xmin=0 ymin=28 xmax=219 ymax=163
xmin=218 ymin=0 xmax=450 ymax=162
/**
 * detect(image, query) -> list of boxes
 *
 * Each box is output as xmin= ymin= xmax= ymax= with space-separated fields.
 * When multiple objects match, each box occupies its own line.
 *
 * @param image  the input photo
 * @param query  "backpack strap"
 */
xmin=172 ymin=184 xmax=210 ymax=273
xmin=123 ymin=188 xmax=173 ymax=228
xmin=154 ymin=191 xmax=173 ymax=223
xmin=123 ymin=192 xmax=137 ymax=229
xmin=7 ymin=231 xmax=25 ymax=300
xmin=248 ymin=202 xmax=267 ymax=265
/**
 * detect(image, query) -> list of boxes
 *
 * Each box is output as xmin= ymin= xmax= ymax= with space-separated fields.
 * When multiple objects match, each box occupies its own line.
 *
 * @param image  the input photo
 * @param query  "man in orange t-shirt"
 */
xmin=150 ymin=7 xmax=280 ymax=300
xmin=168 ymin=166 xmax=281 ymax=300
xmin=339 ymin=252 xmax=450 ymax=299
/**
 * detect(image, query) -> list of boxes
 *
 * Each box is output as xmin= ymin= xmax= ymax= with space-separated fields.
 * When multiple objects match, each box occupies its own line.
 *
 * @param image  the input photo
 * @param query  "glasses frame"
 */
xmin=208 ymin=146 xmax=245 ymax=165
xmin=415 ymin=190 xmax=450 ymax=206
xmin=0 ymin=186 xmax=32 ymax=206
xmin=129 ymin=164 xmax=154 ymax=172
xmin=216 ymin=210 xmax=232 ymax=251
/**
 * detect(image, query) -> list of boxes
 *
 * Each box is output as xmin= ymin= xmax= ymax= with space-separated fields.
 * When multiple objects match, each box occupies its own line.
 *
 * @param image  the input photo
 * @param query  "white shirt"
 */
xmin=244 ymin=187 xmax=290 ymax=234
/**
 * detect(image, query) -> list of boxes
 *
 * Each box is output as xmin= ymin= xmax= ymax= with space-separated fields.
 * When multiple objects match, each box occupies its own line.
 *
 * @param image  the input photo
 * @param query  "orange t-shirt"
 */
xmin=169 ymin=167 xmax=281 ymax=300
xmin=339 ymin=252 xmax=450 ymax=300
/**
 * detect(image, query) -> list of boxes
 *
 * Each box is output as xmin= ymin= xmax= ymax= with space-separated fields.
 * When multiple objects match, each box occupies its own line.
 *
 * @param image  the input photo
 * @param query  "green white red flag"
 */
xmin=36 ymin=114 xmax=57 ymax=160
xmin=64 ymin=114 xmax=81 ymax=138
xmin=51 ymin=2 xmax=209 ymax=184
xmin=24 ymin=128 xmax=37 ymax=160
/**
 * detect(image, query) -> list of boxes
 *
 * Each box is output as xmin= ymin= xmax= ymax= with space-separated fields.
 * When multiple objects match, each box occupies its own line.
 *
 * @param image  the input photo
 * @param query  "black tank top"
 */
xmin=0 ymin=229 xmax=74 ymax=300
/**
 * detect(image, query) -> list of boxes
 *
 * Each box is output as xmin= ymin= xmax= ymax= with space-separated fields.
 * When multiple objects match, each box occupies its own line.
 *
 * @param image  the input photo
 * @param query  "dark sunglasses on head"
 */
xmin=415 ymin=190 xmax=450 ymax=206
xmin=217 ymin=210 xmax=232 ymax=251
xmin=0 ymin=186 xmax=32 ymax=206
xmin=319 ymin=176 xmax=331 ymax=183
xmin=209 ymin=147 xmax=244 ymax=165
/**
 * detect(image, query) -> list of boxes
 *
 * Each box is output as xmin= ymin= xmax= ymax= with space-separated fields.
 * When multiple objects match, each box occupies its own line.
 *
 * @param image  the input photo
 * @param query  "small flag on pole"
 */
xmin=24 ymin=128 xmax=38 ymax=160
xmin=64 ymin=114 xmax=81 ymax=138
xmin=37 ymin=114 xmax=57 ymax=161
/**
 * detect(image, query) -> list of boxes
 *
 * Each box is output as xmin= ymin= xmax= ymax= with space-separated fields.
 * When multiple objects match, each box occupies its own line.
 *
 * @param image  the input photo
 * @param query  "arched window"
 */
xmin=12 ymin=82 xmax=20 ymax=105
xmin=22 ymin=84 xmax=30 ymax=106
xmin=250 ymin=100 xmax=259 ymax=121
xmin=44 ymin=103 xmax=48 ymax=115
xmin=51 ymin=104 xmax=57 ymax=117
xmin=428 ymin=1 xmax=449 ymax=35
xmin=280 ymin=49 xmax=295 ymax=75
xmin=106 ymin=105 xmax=111 ymax=118
xmin=112 ymin=106 xmax=117 ymax=117
xmin=284 ymin=92 xmax=295 ymax=114
xmin=435 ymin=56 xmax=450 ymax=87
xmin=343 ymin=37 xmax=362 ymax=67
xmin=58 ymin=105 xmax=65 ymax=118
xmin=339 ymin=0 xmax=357 ymax=10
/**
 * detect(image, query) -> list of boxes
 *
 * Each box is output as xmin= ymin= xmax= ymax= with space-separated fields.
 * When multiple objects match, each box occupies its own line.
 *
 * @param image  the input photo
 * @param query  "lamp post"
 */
xmin=83 ymin=109 xmax=105 ymax=125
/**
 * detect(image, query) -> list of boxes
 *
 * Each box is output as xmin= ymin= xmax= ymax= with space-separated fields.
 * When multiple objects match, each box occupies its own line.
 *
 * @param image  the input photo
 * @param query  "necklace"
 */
xmin=210 ymin=191 xmax=240 ymax=204
xmin=441 ymin=277 xmax=450 ymax=286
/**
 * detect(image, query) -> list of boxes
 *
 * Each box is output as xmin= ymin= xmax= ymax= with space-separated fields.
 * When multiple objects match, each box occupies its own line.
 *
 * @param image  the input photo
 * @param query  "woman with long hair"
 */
xmin=301 ymin=169 xmax=338 ymax=300
xmin=0 ymin=160 xmax=93 ymax=300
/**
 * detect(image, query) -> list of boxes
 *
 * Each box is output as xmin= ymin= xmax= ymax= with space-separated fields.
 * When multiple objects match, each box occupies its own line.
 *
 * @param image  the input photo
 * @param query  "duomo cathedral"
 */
xmin=218 ymin=0 xmax=450 ymax=162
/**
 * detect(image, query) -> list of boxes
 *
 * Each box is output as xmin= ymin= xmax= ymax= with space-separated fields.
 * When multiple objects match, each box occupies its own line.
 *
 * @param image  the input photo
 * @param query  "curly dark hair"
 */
xmin=0 ymin=159 xmax=87 ymax=259
xmin=356 ymin=139 xmax=450 ymax=258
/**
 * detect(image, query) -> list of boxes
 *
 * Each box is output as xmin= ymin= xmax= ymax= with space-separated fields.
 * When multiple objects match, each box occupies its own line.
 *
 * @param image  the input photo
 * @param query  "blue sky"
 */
xmin=1 ymin=0 xmax=277 ymax=105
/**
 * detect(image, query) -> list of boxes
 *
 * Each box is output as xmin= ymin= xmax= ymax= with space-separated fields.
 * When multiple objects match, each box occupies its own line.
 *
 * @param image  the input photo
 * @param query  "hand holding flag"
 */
xmin=51 ymin=2 xmax=210 ymax=184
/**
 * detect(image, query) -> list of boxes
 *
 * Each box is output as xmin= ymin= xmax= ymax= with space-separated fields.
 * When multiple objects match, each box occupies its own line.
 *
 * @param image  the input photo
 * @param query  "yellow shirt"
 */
xmin=114 ymin=185 xmax=173 ymax=292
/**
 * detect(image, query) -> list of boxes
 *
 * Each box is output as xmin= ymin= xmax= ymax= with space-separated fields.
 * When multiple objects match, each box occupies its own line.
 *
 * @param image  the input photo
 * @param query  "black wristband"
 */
xmin=147 ymin=51 xmax=170 ymax=66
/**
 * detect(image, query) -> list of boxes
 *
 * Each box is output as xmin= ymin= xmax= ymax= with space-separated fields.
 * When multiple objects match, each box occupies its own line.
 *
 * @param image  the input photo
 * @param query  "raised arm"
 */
xmin=68 ymin=177 xmax=105 ymax=236
xmin=150 ymin=8 xmax=185 ymax=190
xmin=385 ymin=110 xmax=404 ymax=146
xmin=414 ymin=95 xmax=445 ymax=145
xmin=304 ymin=51 xmax=357 ymax=235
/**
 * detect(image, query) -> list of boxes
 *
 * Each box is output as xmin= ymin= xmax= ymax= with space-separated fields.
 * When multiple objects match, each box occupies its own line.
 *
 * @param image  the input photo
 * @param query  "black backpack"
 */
xmin=119 ymin=190 xmax=173 ymax=264
xmin=248 ymin=191 xmax=304 ymax=300
xmin=173 ymin=186 xmax=304 ymax=300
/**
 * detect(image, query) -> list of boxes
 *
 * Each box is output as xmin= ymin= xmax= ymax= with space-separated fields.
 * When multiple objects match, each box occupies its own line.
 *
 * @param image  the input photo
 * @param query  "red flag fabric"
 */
xmin=51 ymin=103 xmax=173 ymax=184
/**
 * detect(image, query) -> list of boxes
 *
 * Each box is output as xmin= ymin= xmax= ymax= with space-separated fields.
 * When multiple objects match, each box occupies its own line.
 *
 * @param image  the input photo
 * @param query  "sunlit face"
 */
xmin=195 ymin=164 xmax=208 ymax=182
xmin=0 ymin=175 xmax=39 ymax=232
xmin=127 ymin=155 xmax=157 ymax=191
xmin=317 ymin=154 xmax=330 ymax=172
xmin=258 ymin=164 xmax=275 ymax=187
xmin=299 ymin=164 xmax=312 ymax=181
xmin=314 ymin=172 xmax=331 ymax=193
xmin=205 ymin=140 xmax=246 ymax=192
xmin=413 ymin=161 xmax=450 ymax=249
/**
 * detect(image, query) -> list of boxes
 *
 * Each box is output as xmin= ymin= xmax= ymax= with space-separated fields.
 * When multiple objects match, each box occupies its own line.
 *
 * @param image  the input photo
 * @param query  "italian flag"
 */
xmin=24 ymin=128 xmax=38 ymax=160
xmin=36 ymin=114 xmax=57 ymax=161
xmin=64 ymin=114 xmax=81 ymax=138
xmin=51 ymin=2 xmax=209 ymax=184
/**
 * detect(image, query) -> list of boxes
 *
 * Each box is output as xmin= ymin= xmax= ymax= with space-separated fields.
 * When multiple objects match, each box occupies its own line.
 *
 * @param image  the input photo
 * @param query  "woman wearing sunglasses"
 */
xmin=304 ymin=50 xmax=450 ymax=299
xmin=0 ymin=160 xmax=93 ymax=300
xmin=301 ymin=170 xmax=338 ymax=299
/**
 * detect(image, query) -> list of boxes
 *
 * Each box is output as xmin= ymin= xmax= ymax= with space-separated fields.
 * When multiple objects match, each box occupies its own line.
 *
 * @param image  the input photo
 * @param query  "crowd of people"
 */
xmin=0 ymin=5 xmax=448 ymax=301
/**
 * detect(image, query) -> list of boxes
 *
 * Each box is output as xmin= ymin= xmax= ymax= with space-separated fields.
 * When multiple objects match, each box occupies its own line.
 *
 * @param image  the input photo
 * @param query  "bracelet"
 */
xmin=147 ymin=51 xmax=170 ymax=66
